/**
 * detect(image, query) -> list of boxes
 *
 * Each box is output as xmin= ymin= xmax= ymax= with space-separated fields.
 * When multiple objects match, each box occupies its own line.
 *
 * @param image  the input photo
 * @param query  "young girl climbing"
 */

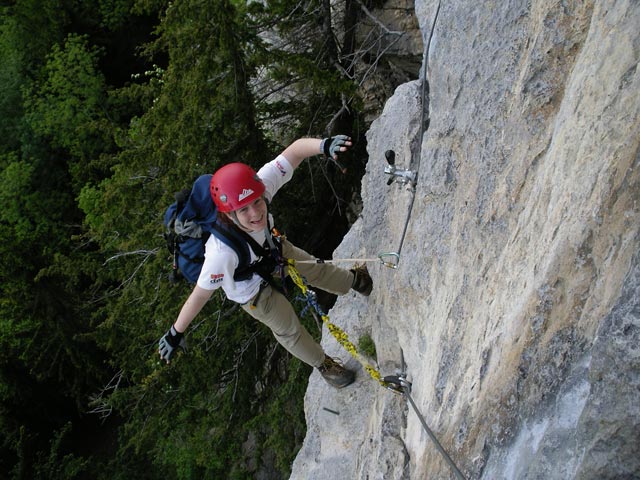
xmin=159 ymin=135 xmax=373 ymax=388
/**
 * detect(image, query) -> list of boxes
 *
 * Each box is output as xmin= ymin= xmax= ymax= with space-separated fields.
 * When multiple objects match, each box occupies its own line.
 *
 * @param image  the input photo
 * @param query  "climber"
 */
xmin=158 ymin=135 xmax=373 ymax=388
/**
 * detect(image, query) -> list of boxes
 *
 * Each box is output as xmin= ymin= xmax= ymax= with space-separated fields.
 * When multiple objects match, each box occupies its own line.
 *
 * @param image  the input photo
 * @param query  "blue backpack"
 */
xmin=163 ymin=174 xmax=277 ymax=284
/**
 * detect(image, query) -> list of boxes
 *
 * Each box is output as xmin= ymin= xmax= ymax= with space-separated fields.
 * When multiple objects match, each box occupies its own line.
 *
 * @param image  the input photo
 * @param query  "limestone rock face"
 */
xmin=291 ymin=0 xmax=640 ymax=479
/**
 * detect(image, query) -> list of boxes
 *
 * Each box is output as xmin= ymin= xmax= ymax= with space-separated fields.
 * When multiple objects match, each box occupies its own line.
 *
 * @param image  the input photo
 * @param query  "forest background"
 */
xmin=0 ymin=0 xmax=413 ymax=478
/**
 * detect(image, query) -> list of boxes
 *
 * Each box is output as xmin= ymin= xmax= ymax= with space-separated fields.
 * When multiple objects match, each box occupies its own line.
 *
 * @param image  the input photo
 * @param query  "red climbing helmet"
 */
xmin=210 ymin=163 xmax=265 ymax=212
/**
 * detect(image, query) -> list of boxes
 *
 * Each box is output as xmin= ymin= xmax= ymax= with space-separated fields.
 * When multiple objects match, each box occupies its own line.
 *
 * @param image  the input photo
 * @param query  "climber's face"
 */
xmin=229 ymin=196 xmax=268 ymax=232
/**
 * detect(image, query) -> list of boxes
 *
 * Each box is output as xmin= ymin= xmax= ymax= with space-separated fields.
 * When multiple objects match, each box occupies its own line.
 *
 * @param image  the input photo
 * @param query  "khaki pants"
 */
xmin=241 ymin=239 xmax=353 ymax=368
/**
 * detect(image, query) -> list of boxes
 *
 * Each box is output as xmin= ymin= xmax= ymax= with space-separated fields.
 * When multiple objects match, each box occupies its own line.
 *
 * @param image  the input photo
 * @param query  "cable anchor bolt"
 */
xmin=384 ymin=150 xmax=417 ymax=189
xmin=382 ymin=373 xmax=412 ymax=395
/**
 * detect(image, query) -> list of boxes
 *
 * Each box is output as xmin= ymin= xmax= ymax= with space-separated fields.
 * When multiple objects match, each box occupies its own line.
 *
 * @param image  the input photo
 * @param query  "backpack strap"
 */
xmin=209 ymin=221 xmax=283 ymax=285
xmin=209 ymin=222 xmax=254 ymax=281
xmin=183 ymin=174 xmax=283 ymax=285
xmin=236 ymin=224 xmax=286 ymax=293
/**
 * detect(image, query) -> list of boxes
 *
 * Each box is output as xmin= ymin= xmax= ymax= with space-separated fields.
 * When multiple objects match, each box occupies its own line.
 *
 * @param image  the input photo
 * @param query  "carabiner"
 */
xmin=382 ymin=374 xmax=412 ymax=394
xmin=378 ymin=252 xmax=400 ymax=269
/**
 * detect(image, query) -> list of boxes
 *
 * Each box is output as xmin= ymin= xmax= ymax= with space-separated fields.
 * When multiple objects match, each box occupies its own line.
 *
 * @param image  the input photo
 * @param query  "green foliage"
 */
xmin=0 ymin=17 xmax=24 ymax=154
xmin=0 ymin=157 xmax=38 ymax=240
xmin=24 ymin=33 xmax=115 ymax=188
xmin=25 ymin=34 xmax=106 ymax=151
xmin=77 ymin=183 xmax=106 ymax=232
xmin=358 ymin=333 xmax=377 ymax=359
xmin=31 ymin=423 xmax=90 ymax=480
xmin=245 ymin=358 xmax=310 ymax=475
xmin=0 ymin=0 xmax=373 ymax=477
xmin=98 ymin=0 xmax=135 ymax=30
xmin=2 ymin=0 xmax=67 ymax=72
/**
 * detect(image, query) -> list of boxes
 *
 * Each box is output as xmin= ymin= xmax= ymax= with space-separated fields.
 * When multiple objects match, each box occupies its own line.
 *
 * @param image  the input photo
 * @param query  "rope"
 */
xmin=289 ymin=258 xmax=465 ymax=477
xmin=386 ymin=7 xmax=465 ymax=477
xmin=287 ymin=259 xmax=388 ymax=387
xmin=394 ymin=192 xmax=417 ymax=258
xmin=288 ymin=256 xmax=466 ymax=477
xmin=405 ymin=390 xmax=466 ymax=479
xmin=285 ymin=7 xmax=459 ymax=474
xmin=391 ymin=0 xmax=441 ymax=262
xmin=294 ymin=257 xmax=381 ymax=264
xmin=293 ymin=252 xmax=400 ymax=269
xmin=383 ymin=375 xmax=466 ymax=479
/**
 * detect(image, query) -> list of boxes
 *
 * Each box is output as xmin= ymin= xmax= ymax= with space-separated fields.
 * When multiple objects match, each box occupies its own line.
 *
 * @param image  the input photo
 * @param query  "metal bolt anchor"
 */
xmin=384 ymin=150 xmax=417 ymax=188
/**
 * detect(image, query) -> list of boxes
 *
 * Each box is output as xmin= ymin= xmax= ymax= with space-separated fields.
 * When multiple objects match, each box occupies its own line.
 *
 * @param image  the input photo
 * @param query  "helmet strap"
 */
xmin=229 ymin=211 xmax=241 ymax=227
xmin=227 ymin=195 xmax=269 ymax=232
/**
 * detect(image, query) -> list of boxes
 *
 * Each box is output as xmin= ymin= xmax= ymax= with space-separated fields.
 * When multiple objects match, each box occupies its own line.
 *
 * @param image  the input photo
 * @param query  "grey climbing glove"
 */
xmin=320 ymin=135 xmax=351 ymax=159
xmin=159 ymin=325 xmax=186 ymax=363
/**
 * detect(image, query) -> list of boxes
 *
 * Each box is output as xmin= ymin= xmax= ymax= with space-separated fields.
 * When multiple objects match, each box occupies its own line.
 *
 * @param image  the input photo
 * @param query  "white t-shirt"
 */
xmin=196 ymin=155 xmax=294 ymax=303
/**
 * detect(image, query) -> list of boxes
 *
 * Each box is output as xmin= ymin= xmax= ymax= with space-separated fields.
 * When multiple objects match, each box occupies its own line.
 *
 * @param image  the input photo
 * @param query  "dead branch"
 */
xmin=104 ymin=248 xmax=159 ymax=265
xmin=88 ymin=369 xmax=124 ymax=420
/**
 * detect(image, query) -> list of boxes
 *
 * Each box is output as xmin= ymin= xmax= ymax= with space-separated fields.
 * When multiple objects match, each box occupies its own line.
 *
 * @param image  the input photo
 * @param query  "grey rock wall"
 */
xmin=291 ymin=0 xmax=640 ymax=478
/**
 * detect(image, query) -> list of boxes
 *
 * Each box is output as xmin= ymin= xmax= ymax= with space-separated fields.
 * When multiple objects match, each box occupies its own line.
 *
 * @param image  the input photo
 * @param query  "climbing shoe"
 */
xmin=351 ymin=264 xmax=373 ymax=296
xmin=318 ymin=356 xmax=355 ymax=388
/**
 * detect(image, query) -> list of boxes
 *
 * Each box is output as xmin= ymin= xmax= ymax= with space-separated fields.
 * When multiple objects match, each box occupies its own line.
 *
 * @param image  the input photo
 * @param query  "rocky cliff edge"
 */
xmin=291 ymin=1 xmax=640 ymax=478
